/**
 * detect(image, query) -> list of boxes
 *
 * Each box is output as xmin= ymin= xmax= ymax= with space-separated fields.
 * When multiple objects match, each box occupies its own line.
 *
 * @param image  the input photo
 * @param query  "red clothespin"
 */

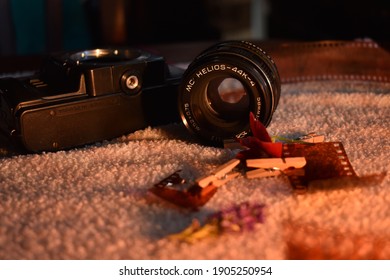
xmin=246 ymin=157 xmax=306 ymax=179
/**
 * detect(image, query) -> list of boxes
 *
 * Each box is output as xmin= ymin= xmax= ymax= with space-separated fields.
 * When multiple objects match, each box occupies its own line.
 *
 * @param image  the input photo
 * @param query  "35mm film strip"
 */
xmin=282 ymin=142 xmax=357 ymax=193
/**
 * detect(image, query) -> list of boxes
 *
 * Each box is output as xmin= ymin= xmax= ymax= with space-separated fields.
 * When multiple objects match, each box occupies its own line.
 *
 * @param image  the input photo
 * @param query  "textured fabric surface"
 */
xmin=0 ymin=81 xmax=389 ymax=259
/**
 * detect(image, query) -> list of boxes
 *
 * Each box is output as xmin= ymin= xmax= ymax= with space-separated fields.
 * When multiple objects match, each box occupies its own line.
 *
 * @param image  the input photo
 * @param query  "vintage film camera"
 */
xmin=0 ymin=49 xmax=183 ymax=152
xmin=0 ymin=41 xmax=280 ymax=152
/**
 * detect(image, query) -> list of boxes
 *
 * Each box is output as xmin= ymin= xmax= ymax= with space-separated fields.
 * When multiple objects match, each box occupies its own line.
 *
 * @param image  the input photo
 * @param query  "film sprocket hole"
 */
xmin=0 ymin=41 xmax=280 ymax=152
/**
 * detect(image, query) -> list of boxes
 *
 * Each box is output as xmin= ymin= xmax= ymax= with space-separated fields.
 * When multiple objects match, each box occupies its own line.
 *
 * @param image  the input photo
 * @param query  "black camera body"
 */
xmin=0 ymin=49 xmax=183 ymax=152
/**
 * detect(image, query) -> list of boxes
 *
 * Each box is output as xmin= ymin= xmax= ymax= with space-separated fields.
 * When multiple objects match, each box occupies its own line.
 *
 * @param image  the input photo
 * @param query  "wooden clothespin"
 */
xmin=247 ymin=157 xmax=306 ymax=170
xmin=297 ymin=133 xmax=325 ymax=143
xmin=246 ymin=157 xmax=306 ymax=179
xmin=196 ymin=159 xmax=241 ymax=188
xmin=246 ymin=168 xmax=282 ymax=179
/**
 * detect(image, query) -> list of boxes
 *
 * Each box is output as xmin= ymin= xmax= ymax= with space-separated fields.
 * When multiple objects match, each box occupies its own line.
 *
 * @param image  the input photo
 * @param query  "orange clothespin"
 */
xmin=196 ymin=159 xmax=241 ymax=188
xmin=246 ymin=157 xmax=306 ymax=179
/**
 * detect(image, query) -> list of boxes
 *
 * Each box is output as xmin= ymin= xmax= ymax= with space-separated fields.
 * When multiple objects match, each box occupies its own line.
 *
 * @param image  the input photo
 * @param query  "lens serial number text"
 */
xmin=212 ymin=266 xmax=272 ymax=276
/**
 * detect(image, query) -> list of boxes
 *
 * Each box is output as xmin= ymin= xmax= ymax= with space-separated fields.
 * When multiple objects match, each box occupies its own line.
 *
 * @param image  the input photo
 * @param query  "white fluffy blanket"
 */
xmin=1 ymin=81 xmax=389 ymax=259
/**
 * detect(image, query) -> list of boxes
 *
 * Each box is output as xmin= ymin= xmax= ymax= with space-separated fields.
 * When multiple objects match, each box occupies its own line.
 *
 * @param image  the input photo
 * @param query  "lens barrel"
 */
xmin=178 ymin=40 xmax=281 ymax=145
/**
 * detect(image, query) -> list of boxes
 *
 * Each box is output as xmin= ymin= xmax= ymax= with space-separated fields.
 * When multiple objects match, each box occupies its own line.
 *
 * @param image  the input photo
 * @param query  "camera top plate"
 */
xmin=66 ymin=48 xmax=152 ymax=66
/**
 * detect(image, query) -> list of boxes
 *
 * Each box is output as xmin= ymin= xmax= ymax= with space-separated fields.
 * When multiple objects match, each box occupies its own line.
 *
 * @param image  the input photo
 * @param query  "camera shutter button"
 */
xmin=125 ymin=75 xmax=139 ymax=90
xmin=121 ymin=71 xmax=142 ymax=95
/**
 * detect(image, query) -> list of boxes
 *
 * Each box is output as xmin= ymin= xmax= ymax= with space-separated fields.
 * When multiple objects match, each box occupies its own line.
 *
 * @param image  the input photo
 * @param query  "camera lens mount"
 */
xmin=178 ymin=41 xmax=281 ymax=145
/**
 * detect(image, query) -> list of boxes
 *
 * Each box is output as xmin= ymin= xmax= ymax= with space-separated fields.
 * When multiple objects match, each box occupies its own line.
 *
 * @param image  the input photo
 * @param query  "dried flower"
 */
xmin=168 ymin=201 xmax=265 ymax=242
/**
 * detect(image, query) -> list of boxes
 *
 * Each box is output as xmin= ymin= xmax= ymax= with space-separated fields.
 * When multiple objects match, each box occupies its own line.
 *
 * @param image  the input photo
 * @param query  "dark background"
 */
xmin=0 ymin=0 xmax=389 ymax=56
xmin=268 ymin=0 xmax=389 ymax=41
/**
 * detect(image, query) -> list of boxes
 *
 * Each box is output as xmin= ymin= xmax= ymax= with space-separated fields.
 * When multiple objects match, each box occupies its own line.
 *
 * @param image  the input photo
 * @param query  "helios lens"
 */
xmin=178 ymin=40 xmax=281 ymax=145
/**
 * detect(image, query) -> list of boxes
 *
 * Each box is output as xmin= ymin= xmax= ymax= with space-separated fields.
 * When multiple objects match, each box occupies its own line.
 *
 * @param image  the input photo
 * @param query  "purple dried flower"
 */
xmin=208 ymin=202 xmax=265 ymax=233
xmin=168 ymin=201 xmax=266 ymax=242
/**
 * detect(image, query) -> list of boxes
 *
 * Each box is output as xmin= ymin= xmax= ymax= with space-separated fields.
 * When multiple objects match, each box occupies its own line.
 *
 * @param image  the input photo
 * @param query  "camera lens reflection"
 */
xmin=216 ymin=77 xmax=247 ymax=104
xmin=206 ymin=77 xmax=249 ymax=121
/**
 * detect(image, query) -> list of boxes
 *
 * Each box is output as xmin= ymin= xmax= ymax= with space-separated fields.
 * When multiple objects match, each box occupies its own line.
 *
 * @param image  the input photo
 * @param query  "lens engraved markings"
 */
xmin=235 ymin=130 xmax=248 ymax=139
xmin=186 ymin=64 xmax=227 ymax=93
xmin=255 ymin=97 xmax=261 ymax=117
xmin=225 ymin=66 xmax=255 ymax=87
xmin=185 ymin=64 xmax=255 ymax=93
xmin=195 ymin=64 xmax=226 ymax=78
xmin=185 ymin=79 xmax=196 ymax=93
xmin=184 ymin=103 xmax=201 ymax=131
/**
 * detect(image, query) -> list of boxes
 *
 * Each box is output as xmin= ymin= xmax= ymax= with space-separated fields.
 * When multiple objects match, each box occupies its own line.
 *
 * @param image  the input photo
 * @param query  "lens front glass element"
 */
xmin=206 ymin=77 xmax=249 ymax=121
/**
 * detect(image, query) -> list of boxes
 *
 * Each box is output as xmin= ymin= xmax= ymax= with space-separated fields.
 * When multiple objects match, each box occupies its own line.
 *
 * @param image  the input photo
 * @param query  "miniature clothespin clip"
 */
xmin=246 ymin=157 xmax=306 ymax=179
xmin=196 ymin=159 xmax=241 ymax=188
xmin=149 ymin=159 xmax=241 ymax=210
xmin=297 ymin=132 xmax=325 ymax=143
xmin=153 ymin=170 xmax=184 ymax=188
